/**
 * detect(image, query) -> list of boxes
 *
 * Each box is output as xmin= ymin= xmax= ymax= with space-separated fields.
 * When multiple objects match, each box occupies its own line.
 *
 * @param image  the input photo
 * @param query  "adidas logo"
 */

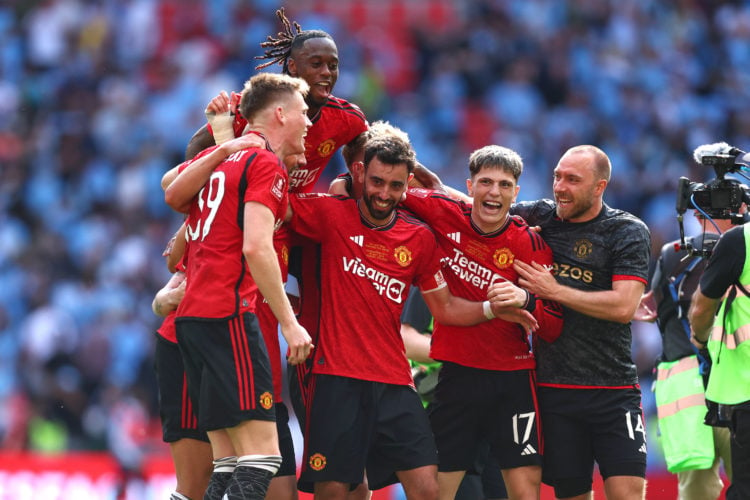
xmin=521 ymin=444 xmax=537 ymax=456
xmin=350 ymin=235 xmax=364 ymax=246
xmin=639 ymin=444 xmax=647 ymax=454
xmin=447 ymin=232 xmax=461 ymax=243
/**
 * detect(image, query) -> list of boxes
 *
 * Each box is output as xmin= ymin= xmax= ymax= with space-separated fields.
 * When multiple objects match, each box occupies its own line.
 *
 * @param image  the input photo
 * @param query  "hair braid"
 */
xmin=255 ymin=8 xmax=302 ymax=72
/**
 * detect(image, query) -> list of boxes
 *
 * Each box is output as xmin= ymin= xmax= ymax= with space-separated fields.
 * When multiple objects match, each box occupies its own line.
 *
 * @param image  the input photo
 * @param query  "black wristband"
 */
xmin=522 ymin=290 xmax=537 ymax=312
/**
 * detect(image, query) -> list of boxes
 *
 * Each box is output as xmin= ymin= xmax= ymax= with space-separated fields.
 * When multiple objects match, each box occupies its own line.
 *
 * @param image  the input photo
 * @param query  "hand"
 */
xmin=206 ymin=91 xmax=239 ymax=145
xmin=205 ymin=90 xmax=238 ymax=115
xmin=633 ymin=290 xmax=657 ymax=322
xmin=281 ymin=321 xmax=314 ymax=365
xmin=487 ymin=280 xmax=528 ymax=308
xmin=169 ymin=277 xmax=187 ymax=306
xmin=514 ymin=260 xmax=558 ymax=300
xmin=491 ymin=306 xmax=539 ymax=332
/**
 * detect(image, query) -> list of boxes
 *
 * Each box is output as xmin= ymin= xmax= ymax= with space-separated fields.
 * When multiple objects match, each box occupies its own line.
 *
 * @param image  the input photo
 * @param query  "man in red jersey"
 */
xmin=400 ymin=145 xmax=563 ymax=500
xmin=151 ymin=224 xmax=213 ymax=500
xmin=163 ymin=72 xmax=314 ymax=500
xmin=286 ymin=130 xmax=538 ymax=500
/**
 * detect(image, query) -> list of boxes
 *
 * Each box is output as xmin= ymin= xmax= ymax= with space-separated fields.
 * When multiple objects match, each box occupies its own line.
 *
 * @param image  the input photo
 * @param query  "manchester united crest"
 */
xmin=259 ymin=391 xmax=273 ymax=410
xmin=573 ymin=239 xmax=593 ymax=259
xmin=280 ymin=245 xmax=289 ymax=266
xmin=309 ymin=453 xmax=327 ymax=471
xmin=492 ymin=248 xmax=515 ymax=269
xmin=394 ymin=246 xmax=413 ymax=267
xmin=317 ymin=139 xmax=336 ymax=157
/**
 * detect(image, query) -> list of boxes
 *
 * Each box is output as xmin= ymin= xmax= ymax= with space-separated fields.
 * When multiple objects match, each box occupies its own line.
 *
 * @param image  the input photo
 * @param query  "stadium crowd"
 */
xmin=1 ymin=0 xmax=748 ymax=477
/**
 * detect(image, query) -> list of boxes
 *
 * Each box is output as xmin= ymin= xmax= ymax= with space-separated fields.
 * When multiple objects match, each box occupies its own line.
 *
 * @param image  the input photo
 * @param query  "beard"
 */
xmin=362 ymin=192 xmax=396 ymax=222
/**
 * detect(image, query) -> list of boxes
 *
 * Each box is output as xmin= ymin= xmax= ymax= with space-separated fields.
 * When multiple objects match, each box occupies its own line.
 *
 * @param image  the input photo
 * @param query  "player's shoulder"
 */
xmin=602 ymin=204 xmax=650 ymax=235
xmin=511 ymin=198 xmax=556 ymax=221
xmin=396 ymin=207 xmax=434 ymax=231
xmin=323 ymin=95 xmax=367 ymax=122
xmin=507 ymin=215 xmax=550 ymax=251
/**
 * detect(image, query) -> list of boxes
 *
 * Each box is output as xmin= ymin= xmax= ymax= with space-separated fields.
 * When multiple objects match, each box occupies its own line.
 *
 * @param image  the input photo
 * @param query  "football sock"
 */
xmin=221 ymin=454 xmax=282 ymax=500
xmin=203 ymin=456 xmax=237 ymax=500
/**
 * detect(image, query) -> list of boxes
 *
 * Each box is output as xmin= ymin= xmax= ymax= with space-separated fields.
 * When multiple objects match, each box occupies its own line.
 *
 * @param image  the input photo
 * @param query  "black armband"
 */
xmin=522 ymin=290 xmax=537 ymax=312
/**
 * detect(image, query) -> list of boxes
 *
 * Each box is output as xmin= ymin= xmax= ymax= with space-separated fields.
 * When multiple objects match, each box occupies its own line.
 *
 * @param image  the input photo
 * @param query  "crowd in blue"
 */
xmin=0 ymin=0 xmax=747 ymax=475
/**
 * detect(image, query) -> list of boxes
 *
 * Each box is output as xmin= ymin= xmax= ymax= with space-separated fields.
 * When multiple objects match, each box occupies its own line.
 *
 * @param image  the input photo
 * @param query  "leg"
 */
xmin=266 ymin=475 xmax=299 ymax=500
xmin=436 ymin=470 xmax=467 ymax=500
xmin=500 ymin=465 xmax=541 ymax=500
xmin=602 ymin=475 xmax=645 ymax=500
xmin=225 ymin=419 xmax=280 ymax=457
xmin=222 ymin=421 xmax=282 ymax=500
xmin=677 ymin=462 xmax=724 ymax=500
xmin=205 ymin=429 xmax=237 ymax=500
xmin=726 ymin=407 xmax=750 ymax=500
xmin=346 ymin=477 xmax=371 ymax=500
xmin=314 ymin=481 xmax=351 ymax=500
xmin=397 ymin=465 xmax=439 ymax=500
xmin=169 ymin=438 xmax=213 ymax=499
xmin=714 ymin=426 xmax=732 ymax=481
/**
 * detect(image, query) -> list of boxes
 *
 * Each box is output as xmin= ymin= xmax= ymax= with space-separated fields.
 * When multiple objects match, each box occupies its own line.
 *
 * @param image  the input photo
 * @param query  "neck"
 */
xmin=249 ymin=125 xmax=283 ymax=157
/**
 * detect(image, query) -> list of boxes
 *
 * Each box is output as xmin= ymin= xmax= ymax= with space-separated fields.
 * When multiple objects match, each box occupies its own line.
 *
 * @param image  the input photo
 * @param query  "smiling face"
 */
xmin=467 ymin=166 xmax=520 ymax=233
xmin=358 ymin=158 xmax=411 ymax=225
xmin=552 ymin=150 xmax=606 ymax=222
xmin=287 ymin=36 xmax=339 ymax=112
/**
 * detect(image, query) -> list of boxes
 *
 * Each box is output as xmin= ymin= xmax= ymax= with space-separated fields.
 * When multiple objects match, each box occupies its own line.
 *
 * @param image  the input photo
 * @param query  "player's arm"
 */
xmin=185 ymin=90 xmax=240 ymax=160
xmin=487 ymin=277 xmax=563 ymax=342
xmin=514 ymin=260 xmax=645 ymax=323
xmin=422 ymin=285 xmax=539 ymax=331
xmin=687 ymin=288 xmax=721 ymax=346
xmin=162 ymin=222 xmax=187 ymax=274
xmin=164 ymin=135 xmax=265 ymax=213
xmin=401 ymin=323 xmax=433 ymax=363
xmin=411 ymin=161 xmax=443 ymax=189
xmin=152 ymin=271 xmax=186 ymax=317
xmin=243 ymin=201 xmax=313 ymax=365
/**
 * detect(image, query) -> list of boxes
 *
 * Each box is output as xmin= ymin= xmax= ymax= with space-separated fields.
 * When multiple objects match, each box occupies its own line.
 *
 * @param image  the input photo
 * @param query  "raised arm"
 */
xmin=164 ymin=134 xmax=265 ymax=213
xmin=515 ymin=260 xmax=645 ymax=323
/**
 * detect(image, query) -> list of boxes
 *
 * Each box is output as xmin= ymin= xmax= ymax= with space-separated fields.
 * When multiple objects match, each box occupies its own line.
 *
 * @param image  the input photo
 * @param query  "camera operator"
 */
xmin=680 ymin=142 xmax=750 ymax=500
xmin=639 ymin=207 xmax=737 ymax=500
xmin=688 ymin=220 xmax=750 ymax=500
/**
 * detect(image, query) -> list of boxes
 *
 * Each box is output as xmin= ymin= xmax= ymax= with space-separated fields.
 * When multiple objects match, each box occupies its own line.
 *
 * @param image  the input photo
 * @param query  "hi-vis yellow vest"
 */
xmin=705 ymin=223 xmax=750 ymax=405
xmin=655 ymin=355 xmax=714 ymax=472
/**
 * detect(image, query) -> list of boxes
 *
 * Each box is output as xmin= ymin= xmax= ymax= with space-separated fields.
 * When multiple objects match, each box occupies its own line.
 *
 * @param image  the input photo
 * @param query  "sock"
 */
xmin=170 ymin=493 xmax=191 ymax=500
xmin=203 ymin=456 xmax=237 ymax=500
xmin=222 ymin=455 xmax=282 ymax=500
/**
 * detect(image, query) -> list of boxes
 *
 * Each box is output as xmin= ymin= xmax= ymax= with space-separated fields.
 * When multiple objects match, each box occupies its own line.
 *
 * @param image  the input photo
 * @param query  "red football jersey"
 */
xmin=402 ymin=189 xmax=563 ymax=371
xmin=176 ymin=145 xmax=289 ymax=319
xmin=214 ymin=95 xmax=367 ymax=193
xmin=289 ymin=194 xmax=446 ymax=386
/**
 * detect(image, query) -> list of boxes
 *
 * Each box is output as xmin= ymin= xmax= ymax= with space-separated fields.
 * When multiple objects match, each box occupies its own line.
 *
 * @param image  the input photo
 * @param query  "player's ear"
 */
xmin=287 ymin=58 xmax=298 ymax=77
xmin=466 ymin=179 xmax=474 ymax=196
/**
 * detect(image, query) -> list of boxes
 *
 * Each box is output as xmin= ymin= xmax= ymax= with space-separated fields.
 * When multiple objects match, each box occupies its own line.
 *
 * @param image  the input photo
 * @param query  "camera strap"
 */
xmin=668 ymin=254 xmax=711 ymax=373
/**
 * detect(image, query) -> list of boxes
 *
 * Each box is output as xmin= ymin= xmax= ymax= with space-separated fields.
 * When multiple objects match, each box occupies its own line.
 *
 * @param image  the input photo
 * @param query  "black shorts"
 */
xmin=538 ymin=386 xmax=647 ymax=498
xmin=176 ymin=313 xmax=275 ymax=432
xmin=429 ymin=363 xmax=542 ymax=471
xmin=298 ymin=375 xmax=437 ymax=493
xmin=153 ymin=334 xmax=209 ymax=443
xmin=275 ymin=402 xmax=297 ymax=477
